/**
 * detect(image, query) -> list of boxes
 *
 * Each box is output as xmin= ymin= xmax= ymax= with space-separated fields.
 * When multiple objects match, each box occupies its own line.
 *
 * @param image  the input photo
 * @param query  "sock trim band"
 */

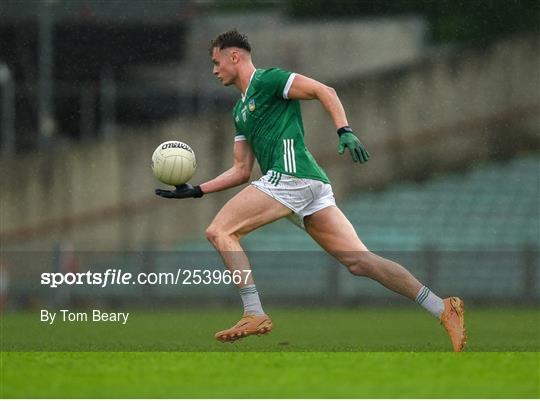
xmin=415 ymin=286 xmax=430 ymax=304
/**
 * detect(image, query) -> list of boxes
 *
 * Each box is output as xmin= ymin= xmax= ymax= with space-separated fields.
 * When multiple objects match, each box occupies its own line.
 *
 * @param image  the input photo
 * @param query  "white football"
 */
xmin=151 ymin=141 xmax=196 ymax=185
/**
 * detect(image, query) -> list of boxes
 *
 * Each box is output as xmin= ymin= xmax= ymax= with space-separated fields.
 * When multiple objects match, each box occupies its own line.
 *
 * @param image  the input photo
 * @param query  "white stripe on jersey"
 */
xmin=283 ymin=139 xmax=289 ymax=172
xmin=234 ymin=135 xmax=247 ymax=142
xmin=283 ymin=139 xmax=296 ymax=173
xmin=290 ymin=139 xmax=296 ymax=173
xmin=287 ymin=140 xmax=293 ymax=173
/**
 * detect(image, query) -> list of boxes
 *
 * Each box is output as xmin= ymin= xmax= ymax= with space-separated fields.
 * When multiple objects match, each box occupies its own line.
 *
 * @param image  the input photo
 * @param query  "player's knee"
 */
xmin=347 ymin=252 xmax=374 ymax=276
xmin=205 ymin=225 xmax=239 ymax=246
xmin=205 ymin=225 xmax=221 ymax=245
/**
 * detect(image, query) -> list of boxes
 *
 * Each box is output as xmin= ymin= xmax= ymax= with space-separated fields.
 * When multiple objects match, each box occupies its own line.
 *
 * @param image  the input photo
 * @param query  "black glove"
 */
xmin=155 ymin=184 xmax=204 ymax=199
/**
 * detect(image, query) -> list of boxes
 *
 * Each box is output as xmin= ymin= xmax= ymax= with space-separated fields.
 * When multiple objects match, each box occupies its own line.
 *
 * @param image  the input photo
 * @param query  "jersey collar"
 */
xmin=241 ymin=69 xmax=257 ymax=102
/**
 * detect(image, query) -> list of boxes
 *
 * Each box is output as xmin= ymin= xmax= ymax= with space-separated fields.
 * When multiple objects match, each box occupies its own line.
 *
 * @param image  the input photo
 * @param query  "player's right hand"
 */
xmin=155 ymin=184 xmax=204 ymax=199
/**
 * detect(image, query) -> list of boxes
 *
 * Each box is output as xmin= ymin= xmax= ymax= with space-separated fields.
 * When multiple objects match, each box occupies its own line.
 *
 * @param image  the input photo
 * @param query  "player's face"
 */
xmin=211 ymin=47 xmax=238 ymax=86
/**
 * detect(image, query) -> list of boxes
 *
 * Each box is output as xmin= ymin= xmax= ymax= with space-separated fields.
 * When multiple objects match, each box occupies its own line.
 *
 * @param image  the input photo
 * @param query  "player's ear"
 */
xmin=230 ymin=50 xmax=239 ymax=64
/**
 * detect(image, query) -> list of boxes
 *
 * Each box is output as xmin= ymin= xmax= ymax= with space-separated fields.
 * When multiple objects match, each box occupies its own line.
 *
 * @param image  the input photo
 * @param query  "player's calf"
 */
xmin=343 ymin=251 xmax=376 ymax=277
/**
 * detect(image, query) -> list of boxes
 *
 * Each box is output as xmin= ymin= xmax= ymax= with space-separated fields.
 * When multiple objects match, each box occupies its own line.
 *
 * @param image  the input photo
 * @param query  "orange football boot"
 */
xmin=440 ymin=297 xmax=467 ymax=352
xmin=215 ymin=314 xmax=273 ymax=342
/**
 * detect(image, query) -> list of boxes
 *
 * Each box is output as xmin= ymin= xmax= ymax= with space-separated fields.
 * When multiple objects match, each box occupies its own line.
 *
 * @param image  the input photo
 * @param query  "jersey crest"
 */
xmin=248 ymin=98 xmax=256 ymax=112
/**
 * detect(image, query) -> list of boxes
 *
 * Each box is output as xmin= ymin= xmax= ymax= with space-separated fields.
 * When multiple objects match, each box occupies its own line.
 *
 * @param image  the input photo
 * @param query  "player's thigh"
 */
xmin=304 ymin=205 xmax=369 ymax=264
xmin=209 ymin=185 xmax=292 ymax=237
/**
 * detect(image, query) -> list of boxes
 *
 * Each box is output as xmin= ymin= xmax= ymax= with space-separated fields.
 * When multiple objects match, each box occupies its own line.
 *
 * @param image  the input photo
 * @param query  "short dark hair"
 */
xmin=210 ymin=29 xmax=251 ymax=55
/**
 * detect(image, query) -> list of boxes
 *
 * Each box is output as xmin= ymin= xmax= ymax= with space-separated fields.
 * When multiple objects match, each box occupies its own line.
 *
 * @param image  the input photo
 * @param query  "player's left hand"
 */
xmin=155 ymin=184 xmax=204 ymax=199
xmin=337 ymin=127 xmax=370 ymax=163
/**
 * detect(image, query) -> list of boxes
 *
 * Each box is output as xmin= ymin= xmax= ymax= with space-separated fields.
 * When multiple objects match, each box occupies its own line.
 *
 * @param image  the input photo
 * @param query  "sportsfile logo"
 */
xmin=40 ymin=269 xmax=252 ymax=288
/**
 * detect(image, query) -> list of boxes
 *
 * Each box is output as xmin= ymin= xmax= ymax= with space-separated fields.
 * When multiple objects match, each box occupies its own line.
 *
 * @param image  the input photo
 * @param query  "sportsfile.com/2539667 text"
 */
xmin=40 ymin=269 xmax=252 ymax=288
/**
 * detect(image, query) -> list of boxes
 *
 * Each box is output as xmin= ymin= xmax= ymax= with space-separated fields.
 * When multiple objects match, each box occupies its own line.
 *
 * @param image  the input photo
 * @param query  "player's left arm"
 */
xmin=287 ymin=74 xmax=370 ymax=163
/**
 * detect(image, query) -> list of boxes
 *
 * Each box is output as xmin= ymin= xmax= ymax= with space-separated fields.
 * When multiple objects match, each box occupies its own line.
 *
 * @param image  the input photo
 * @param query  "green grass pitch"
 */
xmin=2 ymin=308 xmax=539 ymax=397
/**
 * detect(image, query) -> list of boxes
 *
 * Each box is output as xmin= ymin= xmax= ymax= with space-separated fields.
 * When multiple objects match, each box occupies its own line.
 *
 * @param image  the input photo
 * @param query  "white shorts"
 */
xmin=251 ymin=170 xmax=336 ymax=229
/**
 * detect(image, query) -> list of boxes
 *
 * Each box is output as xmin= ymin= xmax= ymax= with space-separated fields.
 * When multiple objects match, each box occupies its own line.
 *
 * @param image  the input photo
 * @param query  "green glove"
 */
xmin=337 ymin=126 xmax=370 ymax=163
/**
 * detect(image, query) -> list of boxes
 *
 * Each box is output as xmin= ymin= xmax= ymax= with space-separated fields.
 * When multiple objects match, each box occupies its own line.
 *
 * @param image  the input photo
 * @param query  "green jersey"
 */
xmin=233 ymin=68 xmax=330 ymax=184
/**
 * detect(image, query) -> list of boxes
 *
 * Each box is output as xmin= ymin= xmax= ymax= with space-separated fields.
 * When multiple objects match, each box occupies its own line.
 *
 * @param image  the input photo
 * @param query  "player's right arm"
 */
xmin=155 ymin=139 xmax=254 ymax=199
xmin=287 ymin=73 xmax=369 ymax=164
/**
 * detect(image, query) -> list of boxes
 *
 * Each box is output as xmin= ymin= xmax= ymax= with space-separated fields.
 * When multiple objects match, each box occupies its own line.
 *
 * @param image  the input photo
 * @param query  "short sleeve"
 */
xmin=234 ymin=133 xmax=246 ymax=142
xmin=233 ymin=106 xmax=246 ymax=142
xmin=259 ymin=68 xmax=296 ymax=99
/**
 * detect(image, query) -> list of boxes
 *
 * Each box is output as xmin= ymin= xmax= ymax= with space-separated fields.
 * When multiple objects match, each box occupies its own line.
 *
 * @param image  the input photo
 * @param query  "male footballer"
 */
xmin=155 ymin=30 xmax=466 ymax=351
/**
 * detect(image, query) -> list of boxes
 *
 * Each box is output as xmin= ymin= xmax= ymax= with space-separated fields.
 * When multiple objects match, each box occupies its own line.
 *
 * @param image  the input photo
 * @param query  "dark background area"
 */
xmin=0 ymin=0 xmax=539 ymax=151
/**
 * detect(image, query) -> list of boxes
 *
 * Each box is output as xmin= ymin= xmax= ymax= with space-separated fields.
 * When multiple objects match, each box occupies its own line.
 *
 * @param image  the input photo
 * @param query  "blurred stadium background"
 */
xmin=0 ymin=0 xmax=539 ymax=315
